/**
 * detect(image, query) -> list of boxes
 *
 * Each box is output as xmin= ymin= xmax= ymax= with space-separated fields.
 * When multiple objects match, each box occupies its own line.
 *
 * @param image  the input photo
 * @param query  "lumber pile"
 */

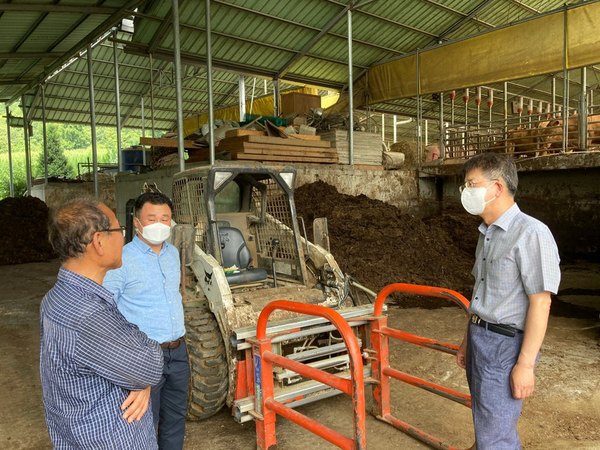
xmin=217 ymin=133 xmax=338 ymax=164
xmin=319 ymin=130 xmax=383 ymax=165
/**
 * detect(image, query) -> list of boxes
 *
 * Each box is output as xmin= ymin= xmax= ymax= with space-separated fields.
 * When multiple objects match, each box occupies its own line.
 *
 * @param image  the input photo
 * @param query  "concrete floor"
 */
xmin=1 ymin=260 xmax=599 ymax=449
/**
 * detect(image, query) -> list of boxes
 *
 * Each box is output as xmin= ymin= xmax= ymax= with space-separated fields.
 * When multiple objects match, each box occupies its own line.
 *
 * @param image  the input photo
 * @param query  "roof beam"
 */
xmin=419 ymin=0 xmax=494 ymax=30
xmin=0 ymin=52 xmax=62 ymax=60
xmin=508 ymin=0 xmax=539 ymax=15
xmin=435 ymin=0 xmax=498 ymax=43
xmin=8 ymin=0 xmax=148 ymax=104
xmin=0 ymin=4 xmax=118 ymax=14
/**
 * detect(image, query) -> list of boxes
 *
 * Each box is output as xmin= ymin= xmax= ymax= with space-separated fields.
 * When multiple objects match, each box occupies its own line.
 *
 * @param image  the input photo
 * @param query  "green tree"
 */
xmin=37 ymin=126 xmax=72 ymax=178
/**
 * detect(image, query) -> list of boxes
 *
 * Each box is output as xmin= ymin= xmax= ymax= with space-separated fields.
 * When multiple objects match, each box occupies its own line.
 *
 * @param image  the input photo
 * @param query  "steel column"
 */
xmin=205 ymin=0 xmax=215 ymax=165
xmin=149 ymin=53 xmax=156 ymax=139
xmin=416 ymin=50 xmax=422 ymax=165
xmin=112 ymin=29 xmax=123 ymax=172
xmin=579 ymin=67 xmax=587 ymax=150
xmin=21 ymin=96 xmax=32 ymax=196
xmin=503 ymin=82 xmax=508 ymax=144
xmin=562 ymin=7 xmax=568 ymax=153
xmin=439 ymin=92 xmax=445 ymax=159
xmin=141 ymin=96 xmax=146 ymax=165
xmin=41 ymin=84 xmax=48 ymax=183
xmin=392 ymin=115 xmax=397 ymax=143
xmin=272 ymin=78 xmax=280 ymax=117
xmin=238 ymin=75 xmax=246 ymax=122
xmin=5 ymin=106 xmax=14 ymax=197
xmin=172 ymin=0 xmax=185 ymax=172
xmin=381 ymin=113 xmax=385 ymax=141
xmin=87 ymin=44 xmax=99 ymax=198
xmin=347 ymin=8 xmax=354 ymax=165
xmin=552 ymin=76 xmax=556 ymax=116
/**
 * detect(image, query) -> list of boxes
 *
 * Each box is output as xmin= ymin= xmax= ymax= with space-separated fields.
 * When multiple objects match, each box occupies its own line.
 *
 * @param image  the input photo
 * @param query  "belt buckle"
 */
xmin=471 ymin=315 xmax=479 ymax=325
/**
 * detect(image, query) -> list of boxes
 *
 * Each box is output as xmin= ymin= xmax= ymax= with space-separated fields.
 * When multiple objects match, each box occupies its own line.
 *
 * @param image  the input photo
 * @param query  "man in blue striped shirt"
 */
xmin=40 ymin=198 xmax=163 ymax=449
xmin=104 ymin=192 xmax=189 ymax=450
xmin=456 ymin=153 xmax=561 ymax=450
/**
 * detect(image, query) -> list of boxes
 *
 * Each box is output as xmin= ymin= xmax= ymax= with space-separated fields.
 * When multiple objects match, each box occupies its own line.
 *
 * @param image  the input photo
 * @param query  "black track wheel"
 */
xmin=185 ymin=302 xmax=228 ymax=420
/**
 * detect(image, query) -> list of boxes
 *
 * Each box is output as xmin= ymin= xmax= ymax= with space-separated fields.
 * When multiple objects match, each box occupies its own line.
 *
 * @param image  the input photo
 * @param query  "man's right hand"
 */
xmin=456 ymin=338 xmax=467 ymax=369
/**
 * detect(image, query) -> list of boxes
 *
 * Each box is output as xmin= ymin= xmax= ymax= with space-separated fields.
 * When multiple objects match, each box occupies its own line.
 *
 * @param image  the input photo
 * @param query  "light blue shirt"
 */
xmin=470 ymin=203 xmax=561 ymax=330
xmin=104 ymin=236 xmax=185 ymax=343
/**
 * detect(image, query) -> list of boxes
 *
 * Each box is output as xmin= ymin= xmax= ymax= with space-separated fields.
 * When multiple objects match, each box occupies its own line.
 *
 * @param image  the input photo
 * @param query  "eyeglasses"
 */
xmin=459 ymin=178 xmax=498 ymax=193
xmin=99 ymin=226 xmax=126 ymax=237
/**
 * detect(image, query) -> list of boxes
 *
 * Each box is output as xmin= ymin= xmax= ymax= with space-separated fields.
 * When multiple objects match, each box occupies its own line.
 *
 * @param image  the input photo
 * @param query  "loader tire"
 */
xmin=184 ymin=302 xmax=228 ymax=420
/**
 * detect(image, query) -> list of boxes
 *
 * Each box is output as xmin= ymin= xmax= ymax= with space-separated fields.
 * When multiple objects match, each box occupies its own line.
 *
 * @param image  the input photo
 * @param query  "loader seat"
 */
xmin=218 ymin=226 xmax=268 ymax=285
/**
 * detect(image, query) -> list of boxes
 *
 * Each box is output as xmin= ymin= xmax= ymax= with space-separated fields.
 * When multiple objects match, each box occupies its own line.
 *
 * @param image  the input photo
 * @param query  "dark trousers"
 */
xmin=151 ymin=340 xmax=190 ymax=450
xmin=466 ymin=323 xmax=524 ymax=450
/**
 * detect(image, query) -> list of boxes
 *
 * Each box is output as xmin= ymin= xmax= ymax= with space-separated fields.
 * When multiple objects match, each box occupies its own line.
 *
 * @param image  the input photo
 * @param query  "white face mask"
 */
xmin=138 ymin=222 xmax=171 ymax=245
xmin=461 ymin=186 xmax=495 ymax=215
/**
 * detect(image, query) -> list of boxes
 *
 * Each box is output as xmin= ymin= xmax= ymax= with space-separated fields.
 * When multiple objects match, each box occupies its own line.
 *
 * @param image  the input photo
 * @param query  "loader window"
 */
xmin=215 ymin=181 xmax=241 ymax=213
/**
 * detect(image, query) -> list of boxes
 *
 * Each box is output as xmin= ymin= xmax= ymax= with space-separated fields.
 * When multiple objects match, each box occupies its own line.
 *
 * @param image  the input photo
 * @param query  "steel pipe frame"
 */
xmin=238 ymin=75 xmax=246 ymax=122
xmin=113 ymin=29 xmax=123 ymax=172
xmin=272 ymin=79 xmax=280 ymax=117
xmin=348 ymin=8 xmax=354 ymax=165
xmin=206 ymin=0 xmax=215 ymax=166
xmin=87 ymin=44 xmax=99 ymax=198
xmin=579 ymin=67 xmax=587 ymax=150
xmin=562 ymin=6 xmax=568 ymax=154
xmin=5 ymin=106 xmax=14 ymax=196
xmin=149 ymin=54 xmax=156 ymax=140
xmin=172 ymin=0 xmax=185 ymax=172
xmin=21 ymin=95 xmax=32 ymax=195
xmin=41 ymin=84 xmax=48 ymax=183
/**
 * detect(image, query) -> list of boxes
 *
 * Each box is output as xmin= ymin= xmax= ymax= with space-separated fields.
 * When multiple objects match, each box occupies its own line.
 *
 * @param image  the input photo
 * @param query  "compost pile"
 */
xmin=295 ymin=181 xmax=481 ymax=307
xmin=0 ymin=196 xmax=55 ymax=265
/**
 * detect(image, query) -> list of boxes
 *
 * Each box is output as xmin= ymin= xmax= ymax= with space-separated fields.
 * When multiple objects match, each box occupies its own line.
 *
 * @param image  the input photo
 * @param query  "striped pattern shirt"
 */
xmin=40 ymin=268 xmax=163 ymax=449
xmin=470 ymin=203 xmax=561 ymax=330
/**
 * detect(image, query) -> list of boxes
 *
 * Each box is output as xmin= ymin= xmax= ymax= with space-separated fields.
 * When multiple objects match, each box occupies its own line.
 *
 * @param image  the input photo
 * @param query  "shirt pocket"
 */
xmin=488 ymin=253 xmax=520 ymax=291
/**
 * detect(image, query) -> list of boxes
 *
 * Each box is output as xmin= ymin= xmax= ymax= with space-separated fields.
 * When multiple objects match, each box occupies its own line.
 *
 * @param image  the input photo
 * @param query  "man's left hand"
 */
xmin=510 ymin=362 xmax=535 ymax=399
xmin=121 ymin=386 xmax=152 ymax=423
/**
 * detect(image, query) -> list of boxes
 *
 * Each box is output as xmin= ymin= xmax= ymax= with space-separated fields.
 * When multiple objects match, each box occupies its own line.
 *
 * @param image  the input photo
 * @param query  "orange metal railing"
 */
xmin=252 ymin=300 xmax=367 ymax=450
xmin=370 ymin=283 xmax=473 ymax=450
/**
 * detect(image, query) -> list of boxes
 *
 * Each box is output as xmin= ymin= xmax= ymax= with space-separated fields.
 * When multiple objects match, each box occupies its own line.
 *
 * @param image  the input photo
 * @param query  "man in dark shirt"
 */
xmin=40 ymin=198 xmax=163 ymax=449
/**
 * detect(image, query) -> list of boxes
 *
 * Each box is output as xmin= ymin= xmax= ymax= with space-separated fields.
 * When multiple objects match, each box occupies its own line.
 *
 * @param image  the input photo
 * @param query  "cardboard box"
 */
xmin=281 ymin=93 xmax=321 ymax=116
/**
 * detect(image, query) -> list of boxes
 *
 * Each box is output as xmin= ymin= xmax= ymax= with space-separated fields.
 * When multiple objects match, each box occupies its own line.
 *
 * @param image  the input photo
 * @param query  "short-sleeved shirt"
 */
xmin=103 ymin=236 xmax=185 ymax=343
xmin=40 ymin=268 xmax=163 ymax=449
xmin=469 ymin=203 xmax=561 ymax=330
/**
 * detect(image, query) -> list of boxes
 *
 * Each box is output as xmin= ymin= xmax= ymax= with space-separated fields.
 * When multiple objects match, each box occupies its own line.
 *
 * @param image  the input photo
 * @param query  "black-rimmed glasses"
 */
xmin=100 ymin=226 xmax=126 ymax=237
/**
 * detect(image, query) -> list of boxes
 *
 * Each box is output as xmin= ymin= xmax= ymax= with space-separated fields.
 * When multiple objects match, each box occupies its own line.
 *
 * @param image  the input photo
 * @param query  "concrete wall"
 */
xmin=440 ymin=168 xmax=600 ymax=260
xmin=294 ymin=164 xmax=421 ymax=210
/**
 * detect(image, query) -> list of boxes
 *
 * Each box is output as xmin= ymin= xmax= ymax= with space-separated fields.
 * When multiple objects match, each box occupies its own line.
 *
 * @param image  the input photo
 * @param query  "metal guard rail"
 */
xmin=371 ymin=283 xmax=473 ymax=450
xmin=253 ymin=300 xmax=366 ymax=450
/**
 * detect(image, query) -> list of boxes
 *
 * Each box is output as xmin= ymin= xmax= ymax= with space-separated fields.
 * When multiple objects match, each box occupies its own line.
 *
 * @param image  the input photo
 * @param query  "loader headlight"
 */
xmin=214 ymin=171 xmax=234 ymax=191
xmin=280 ymin=171 xmax=295 ymax=190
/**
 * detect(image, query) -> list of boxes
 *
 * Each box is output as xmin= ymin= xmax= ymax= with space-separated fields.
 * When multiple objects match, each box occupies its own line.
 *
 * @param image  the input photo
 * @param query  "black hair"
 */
xmin=134 ymin=192 xmax=174 ymax=217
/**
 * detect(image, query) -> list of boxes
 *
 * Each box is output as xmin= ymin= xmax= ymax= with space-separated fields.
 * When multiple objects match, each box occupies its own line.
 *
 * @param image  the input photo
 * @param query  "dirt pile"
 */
xmin=295 ymin=181 xmax=480 ymax=306
xmin=0 ymin=197 xmax=55 ymax=265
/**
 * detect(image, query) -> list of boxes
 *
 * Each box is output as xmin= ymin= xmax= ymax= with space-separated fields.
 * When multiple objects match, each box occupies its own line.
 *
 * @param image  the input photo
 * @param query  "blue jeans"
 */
xmin=466 ymin=323 xmax=524 ymax=450
xmin=151 ymin=340 xmax=190 ymax=450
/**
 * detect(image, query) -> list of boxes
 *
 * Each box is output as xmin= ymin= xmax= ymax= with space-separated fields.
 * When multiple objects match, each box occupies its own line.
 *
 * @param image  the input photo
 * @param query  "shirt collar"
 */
xmin=131 ymin=234 xmax=170 ymax=255
xmin=58 ymin=267 xmax=116 ymax=306
xmin=478 ymin=203 xmax=521 ymax=234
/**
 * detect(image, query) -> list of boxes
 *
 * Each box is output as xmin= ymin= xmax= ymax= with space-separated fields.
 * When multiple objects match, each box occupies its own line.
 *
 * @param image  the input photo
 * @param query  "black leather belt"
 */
xmin=160 ymin=336 xmax=184 ymax=349
xmin=471 ymin=314 xmax=523 ymax=337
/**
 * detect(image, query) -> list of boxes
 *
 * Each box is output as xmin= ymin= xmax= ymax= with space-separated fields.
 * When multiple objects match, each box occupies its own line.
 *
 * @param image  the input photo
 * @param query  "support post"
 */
xmin=41 ymin=84 xmax=48 ymax=183
xmin=381 ymin=113 xmax=385 ymax=141
xmin=416 ymin=50 xmax=422 ymax=165
xmin=562 ymin=7 xmax=568 ymax=153
xmin=347 ymin=8 xmax=354 ymax=165
xmin=113 ymin=28 xmax=123 ymax=172
xmin=21 ymin=95 xmax=32 ymax=196
xmin=392 ymin=115 xmax=397 ymax=143
xmin=5 ymin=106 xmax=14 ymax=197
xmin=552 ymin=76 xmax=556 ymax=116
xmin=205 ymin=0 xmax=215 ymax=165
xmin=579 ymin=66 xmax=587 ymax=151
xmin=87 ymin=44 xmax=99 ymax=198
xmin=172 ymin=0 xmax=185 ymax=172
xmin=439 ymin=92 xmax=445 ymax=159
xmin=503 ymin=82 xmax=508 ymax=144
xmin=149 ymin=53 xmax=156 ymax=139
xmin=238 ymin=75 xmax=246 ymax=122
xmin=272 ymin=78 xmax=280 ymax=117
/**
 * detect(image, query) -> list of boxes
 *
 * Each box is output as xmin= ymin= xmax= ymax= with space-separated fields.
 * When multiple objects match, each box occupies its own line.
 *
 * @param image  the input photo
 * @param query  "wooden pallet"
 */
xmin=139 ymin=137 xmax=201 ymax=149
xmin=219 ymin=134 xmax=337 ymax=164
xmin=318 ymin=130 xmax=382 ymax=165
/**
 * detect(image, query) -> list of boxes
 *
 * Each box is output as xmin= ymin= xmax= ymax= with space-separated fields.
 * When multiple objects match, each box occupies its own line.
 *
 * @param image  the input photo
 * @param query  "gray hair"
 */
xmin=48 ymin=198 xmax=110 ymax=262
xmin=463 ymin=153 xmax=518 ymax=196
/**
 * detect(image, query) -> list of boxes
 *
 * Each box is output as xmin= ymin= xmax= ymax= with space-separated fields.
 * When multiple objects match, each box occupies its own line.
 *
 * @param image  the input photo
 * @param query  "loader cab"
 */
xmin=172 ymin=163 xmax=308 ymax=288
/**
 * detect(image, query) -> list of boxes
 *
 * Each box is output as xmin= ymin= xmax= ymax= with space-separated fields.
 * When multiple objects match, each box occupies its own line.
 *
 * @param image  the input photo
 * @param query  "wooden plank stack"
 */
xmin=319 ymin=130 xmax=383 ymax=165
xmin=217 ymin=134 xmax=338 ymax=164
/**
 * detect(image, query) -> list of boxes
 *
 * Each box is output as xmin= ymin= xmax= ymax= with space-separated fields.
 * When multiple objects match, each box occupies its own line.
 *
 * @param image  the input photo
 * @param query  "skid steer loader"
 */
xmin=118 ymin=161 xmax=376 ymax=424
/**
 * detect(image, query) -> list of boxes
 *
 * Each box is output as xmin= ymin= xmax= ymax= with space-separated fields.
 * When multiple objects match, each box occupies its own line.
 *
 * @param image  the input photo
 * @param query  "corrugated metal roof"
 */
xmin=0 ymin=0 xmax=590 ymax=130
